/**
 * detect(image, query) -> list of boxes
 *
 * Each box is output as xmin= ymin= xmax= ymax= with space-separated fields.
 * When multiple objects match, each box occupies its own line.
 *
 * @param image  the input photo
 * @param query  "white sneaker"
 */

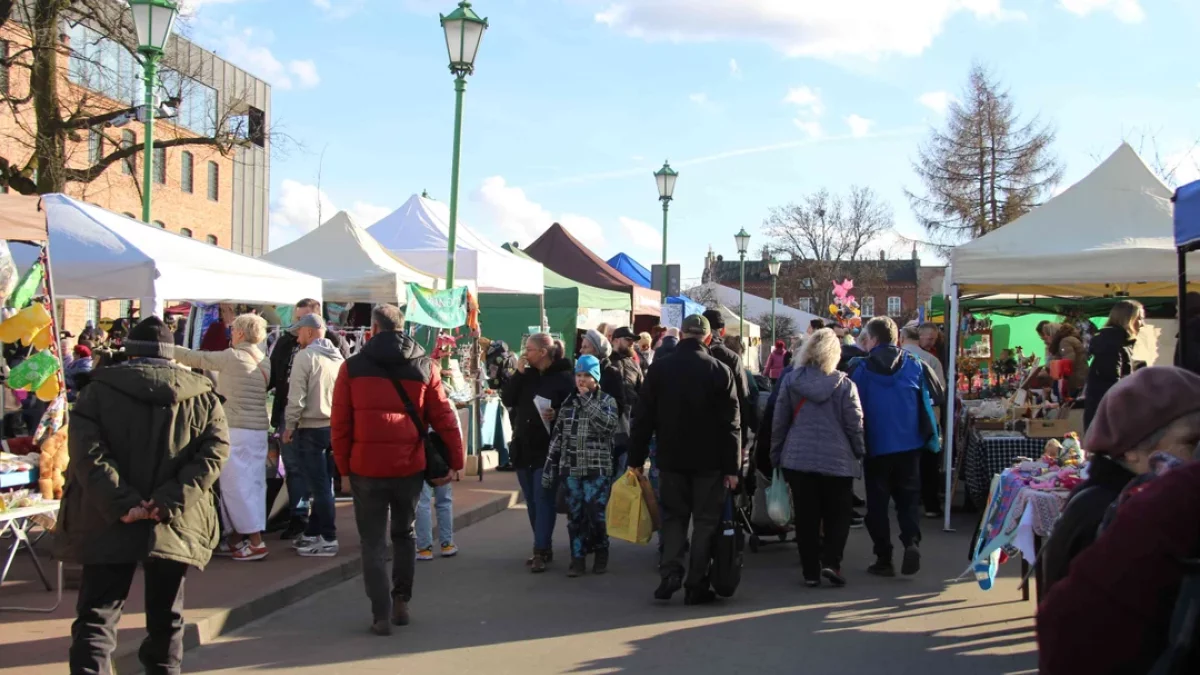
xmin=440 ymin=542 xmax=459 ymax=558
xmin=292 ymin=534 xmax=320 ymax=549
xmin=296 ymin=537 xmax=339 ymax=558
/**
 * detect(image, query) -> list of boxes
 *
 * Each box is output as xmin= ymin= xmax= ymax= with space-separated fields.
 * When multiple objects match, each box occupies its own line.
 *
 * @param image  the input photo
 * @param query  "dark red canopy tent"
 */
xmin=524 ymin=223 xmax=661 ymax=323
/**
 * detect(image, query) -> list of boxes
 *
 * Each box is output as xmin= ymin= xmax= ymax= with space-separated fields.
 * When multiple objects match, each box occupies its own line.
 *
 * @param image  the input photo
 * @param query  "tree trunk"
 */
xmin=31 ymin=0 xmax=65 ymax=194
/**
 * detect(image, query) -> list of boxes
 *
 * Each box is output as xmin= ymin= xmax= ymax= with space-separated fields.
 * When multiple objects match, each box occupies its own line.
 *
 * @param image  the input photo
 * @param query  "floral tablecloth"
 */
xmin=973 ymin=466 xmax=1071 ymax=583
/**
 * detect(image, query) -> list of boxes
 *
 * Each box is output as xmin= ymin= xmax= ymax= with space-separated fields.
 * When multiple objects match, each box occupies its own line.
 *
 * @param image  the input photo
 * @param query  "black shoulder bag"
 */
xmin=387 ymin=372 xmax=453 ymax=487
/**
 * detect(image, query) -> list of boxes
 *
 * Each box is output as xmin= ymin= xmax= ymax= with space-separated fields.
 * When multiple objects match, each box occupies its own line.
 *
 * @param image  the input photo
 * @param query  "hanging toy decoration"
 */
xmin=831 ymin=278 xmax=860 ymax=329
xmin=0 ymin=302 xmax=53 ymax=346
xmin=7 ymin=349 xmax=62 ymax=401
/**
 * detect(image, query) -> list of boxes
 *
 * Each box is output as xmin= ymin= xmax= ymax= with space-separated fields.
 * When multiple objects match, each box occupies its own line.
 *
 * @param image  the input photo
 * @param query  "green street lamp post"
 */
xmin=439 ymin=1 xmax=488 ymax=289
xmin=654 ymin=161 xmax=678 ymax=298
xmin=768 ymin=257 xmax=781 ymax=345
xmin=127 ymin=0 xmax=179 ymax=224
xmin=735 ymin=228 xmax=750 ymax=341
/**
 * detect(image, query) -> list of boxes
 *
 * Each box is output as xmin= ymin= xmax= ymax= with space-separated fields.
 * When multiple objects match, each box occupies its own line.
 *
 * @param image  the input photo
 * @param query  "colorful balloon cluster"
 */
xmin=828 ymin=278 xmax=862 ymax=329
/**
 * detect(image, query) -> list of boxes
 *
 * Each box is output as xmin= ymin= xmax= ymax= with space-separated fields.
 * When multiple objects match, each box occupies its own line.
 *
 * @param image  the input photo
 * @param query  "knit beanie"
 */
xmin=583 ymin=329 xmax=612 ymax=360
xmin=576 ymin=354 xmax=602 ymax=383
xmin=1084 ymin=366 xmax=1200 ymax=455
xmin=125 ymin=316 xmax=175 ymax=359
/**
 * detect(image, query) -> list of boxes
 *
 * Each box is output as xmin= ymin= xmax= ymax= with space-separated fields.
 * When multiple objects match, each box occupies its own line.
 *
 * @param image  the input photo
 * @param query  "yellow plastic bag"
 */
xmin=606 ymin=469 xmax=654 ymax=545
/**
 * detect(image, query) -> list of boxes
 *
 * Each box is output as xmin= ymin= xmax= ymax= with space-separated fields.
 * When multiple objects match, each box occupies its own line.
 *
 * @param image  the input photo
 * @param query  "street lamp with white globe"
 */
xmin=126 ymin=0 xmax=179 ymax=224
xmin=439 ymin=1 xmax=488 ymax=289
xmin=654 ymin=161 xmax=678 ymax=298
xmin=735 ymin=228 xmax=750 ymax=341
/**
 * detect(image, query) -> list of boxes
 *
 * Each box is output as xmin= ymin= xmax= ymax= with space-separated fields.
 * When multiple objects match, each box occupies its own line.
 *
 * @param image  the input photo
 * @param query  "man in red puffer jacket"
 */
xmin=331 ymin=304 xmax=464 ymax=636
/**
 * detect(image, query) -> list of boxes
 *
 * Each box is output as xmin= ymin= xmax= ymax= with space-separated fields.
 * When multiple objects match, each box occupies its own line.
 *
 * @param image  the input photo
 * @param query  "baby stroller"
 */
xmin=735 ymin=451 xmax=792 ymax=553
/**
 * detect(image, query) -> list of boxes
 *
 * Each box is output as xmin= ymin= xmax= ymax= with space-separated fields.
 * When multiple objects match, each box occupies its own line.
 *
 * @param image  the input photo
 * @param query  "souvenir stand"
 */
xmin=404 ymin=284 xmax=490 ymax=480
xmin=0 ymin=193 xmax=66 ymax=612
xmin=945 ymin=143 xmax=1188 ymax=595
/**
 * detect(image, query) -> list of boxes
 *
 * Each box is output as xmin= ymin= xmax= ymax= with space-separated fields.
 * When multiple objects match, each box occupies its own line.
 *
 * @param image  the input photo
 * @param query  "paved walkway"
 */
xmin=181 ymin=507 xmax=1039 ymax=675
xmin=0 ymin=472 xmax=521 ymax=675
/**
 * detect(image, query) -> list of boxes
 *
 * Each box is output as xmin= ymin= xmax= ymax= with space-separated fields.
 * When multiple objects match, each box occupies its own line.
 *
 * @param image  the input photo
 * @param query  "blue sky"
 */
xmin=183 ymin=0 xmax=1200 ymax=283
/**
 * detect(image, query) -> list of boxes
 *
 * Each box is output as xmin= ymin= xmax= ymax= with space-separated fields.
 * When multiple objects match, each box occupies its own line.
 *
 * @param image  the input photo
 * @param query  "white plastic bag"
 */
xmin=765 ymin=468 xmax=792 ymax=527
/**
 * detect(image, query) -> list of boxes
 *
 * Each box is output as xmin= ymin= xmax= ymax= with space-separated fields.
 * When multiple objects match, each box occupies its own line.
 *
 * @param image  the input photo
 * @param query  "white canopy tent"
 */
xmin=684 ymin=282 xmax=823 ymax=327
xmin=719 ymin=305 xmax=761 ymax=372
xmin=262 ymin=211 xmax=438 ymax=303
xmin=367 ymin=194 xmax=544 ymax=295
xmin=20 ymin=194 xmax=323 ymax=315
xmin=940 ymin=143 xmax=1188 ymax=530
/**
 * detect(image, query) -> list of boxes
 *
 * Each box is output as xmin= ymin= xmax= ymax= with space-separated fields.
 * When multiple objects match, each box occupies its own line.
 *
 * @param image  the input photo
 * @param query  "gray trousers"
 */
xmin=350 ymin=473 xmax=424 ymax=621
xmin=658 ymin=470 xmax=725 ymax=590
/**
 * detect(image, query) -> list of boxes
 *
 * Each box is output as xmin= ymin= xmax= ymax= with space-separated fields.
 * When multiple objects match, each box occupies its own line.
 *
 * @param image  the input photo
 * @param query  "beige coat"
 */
xmin=284 ymin=340 xmax=344 ymax=430
xmin=174 ymin=343 xmax=271 ymax=430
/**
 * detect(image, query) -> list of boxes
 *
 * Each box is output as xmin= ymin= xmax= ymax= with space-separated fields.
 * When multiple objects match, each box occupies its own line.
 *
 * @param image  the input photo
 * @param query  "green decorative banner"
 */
xmin=10 ymin=261 xmax=43 ymax=309
xmin=405 ymin=284 xmax=468 ymax=329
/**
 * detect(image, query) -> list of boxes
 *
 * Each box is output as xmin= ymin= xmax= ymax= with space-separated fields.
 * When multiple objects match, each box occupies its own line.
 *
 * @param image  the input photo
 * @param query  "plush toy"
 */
xmin=1060 ymin=432 xmax=1084 ymax=465
xmin=7 ymin=350 xmax=61 ymax=401
xmin=0 ymin=302 xmax=52 ymax=346
xmin=1042 ymin=438 xmax=1064 ymax=464
xmin=36 ymin=426 xmax=68 ymax=500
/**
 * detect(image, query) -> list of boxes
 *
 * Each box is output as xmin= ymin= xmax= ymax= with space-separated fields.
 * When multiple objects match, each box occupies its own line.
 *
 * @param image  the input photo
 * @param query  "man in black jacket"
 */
xmin=702 ymin=309 xmax=755 ymax=447
xmin=269 ymin=298 xmax=346 ymax=539
xmin=629 ymin=314 xmax=740 ymax=605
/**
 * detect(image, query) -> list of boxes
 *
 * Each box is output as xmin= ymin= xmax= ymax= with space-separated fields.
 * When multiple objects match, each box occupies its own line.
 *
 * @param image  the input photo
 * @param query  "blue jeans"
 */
xmin=295 ymin=428 xmax=336 ymax=540
xmin=281 ymin=441 xmax=310 ymax=523
xmin=415 ymin=482 xmax=454 ymax=550
xmin=516 ymin=467 xmax=557 ymax=551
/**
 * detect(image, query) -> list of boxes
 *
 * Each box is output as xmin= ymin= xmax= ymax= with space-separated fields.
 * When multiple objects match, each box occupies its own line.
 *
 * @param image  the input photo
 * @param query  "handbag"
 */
xmin=710 ymin=495 xmax=744 ymax=598
xmin=386 ymin=372 xmax=453 ymax=487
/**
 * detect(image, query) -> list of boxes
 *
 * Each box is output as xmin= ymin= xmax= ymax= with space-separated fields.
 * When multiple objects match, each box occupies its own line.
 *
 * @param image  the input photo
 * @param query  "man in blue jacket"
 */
xmin=849 ymin=317 xmax=945 ymax=577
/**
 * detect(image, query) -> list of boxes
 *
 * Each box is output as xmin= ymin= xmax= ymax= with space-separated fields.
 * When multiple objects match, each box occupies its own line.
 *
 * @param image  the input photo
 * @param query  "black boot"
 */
xmin=567 ymin=558 xmax=586 ymax=577
xmin=867 ymin=556 xmax=896 ymax=577
xmin=654 ymin=575 xmax=682 ymax=601
xmin=593 ymin=548 xmax=609 ymax=575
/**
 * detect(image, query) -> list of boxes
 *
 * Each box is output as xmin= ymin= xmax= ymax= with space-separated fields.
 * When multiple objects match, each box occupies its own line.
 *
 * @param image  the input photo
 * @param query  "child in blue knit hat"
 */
xmin=542 ymin=354 xmax=619 ymax=577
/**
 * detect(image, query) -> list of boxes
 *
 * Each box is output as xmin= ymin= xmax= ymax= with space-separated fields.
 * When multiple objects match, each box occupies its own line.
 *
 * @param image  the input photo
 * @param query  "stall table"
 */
xmin=964 ymin=430 xmax=1048 ymax=506
xmin=0 ymin=500 xmax=61 ymax=613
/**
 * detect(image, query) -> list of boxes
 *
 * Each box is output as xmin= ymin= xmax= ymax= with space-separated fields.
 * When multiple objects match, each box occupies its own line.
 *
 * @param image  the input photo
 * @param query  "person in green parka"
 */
xmin=56 ymin=316 xmax=230 ymax=675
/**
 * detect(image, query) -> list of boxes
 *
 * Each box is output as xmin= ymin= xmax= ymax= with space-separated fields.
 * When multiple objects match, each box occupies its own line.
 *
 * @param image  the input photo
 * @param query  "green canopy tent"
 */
xmin=479 ymin=245 xmax=631 ymax=353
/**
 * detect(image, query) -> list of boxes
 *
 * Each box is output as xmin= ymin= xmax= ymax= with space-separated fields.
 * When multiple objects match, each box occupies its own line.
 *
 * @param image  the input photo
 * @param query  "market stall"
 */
xmin=496 ymin=244 xmax=631 ymax=353
xmin=716 ymin=305 xmax=761 ymax=373
xmin=523 ymin=223 xmax=661 ymax=330
xmin=367 ymin=193 xmax=544 ymax=295
xmin=12 ymin=194 xmax=324 ymax=315
xmin=942 ymin=143 xmax=1192 ymax=531
xmin=683 ymin=282 xmax=823 ymax=330
xmin=662 ymin=295 xmax=705 ymax=329
xmin=606 ymin=252 xmax=652 ymax=288
xmin=262 ymin=210 xmax=437 ymax=302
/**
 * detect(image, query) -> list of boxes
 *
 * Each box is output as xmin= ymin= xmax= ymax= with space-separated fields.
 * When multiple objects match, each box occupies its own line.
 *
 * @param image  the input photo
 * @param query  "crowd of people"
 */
xmin=49 ymin=289 xmax=1200 ymax=675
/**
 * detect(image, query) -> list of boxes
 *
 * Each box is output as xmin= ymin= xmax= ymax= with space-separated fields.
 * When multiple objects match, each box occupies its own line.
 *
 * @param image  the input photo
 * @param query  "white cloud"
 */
xmin=288 ymin=60 xmax=321 ymax=88
xmin=1059 ymin=0 xmax=1145 ymax=23
xmin=793 ymin=120 xmax=822 ymax=139
xmin=918 ymin=91 xmax=957 ymax=115
xmin=477 ymin=176 xmax=607 ymax=250
xmin=312 ymin=0 xmax=367 ymax=18
xmin=729 ymin=58 xmax=741 ymax=78
xmin=217 ymin=28 xmax=320 ymax=90
xmin=846 ymin=114 xmax=874 ymax=138
xmin=785 ymin=86 xmax=823 ymax=137
xmin=1165 ymin=147 xmax=1200 ymax=188
xmin=593 ymin=0 xmax=1023 ymax=61
xmin=619 ymin=217 xmax=661 ymax=252
xmin=180 ymin=0 xmax=245 ymax=17
xmin=689 ymin=92 xmax=710 ymax=105
xmin=312 ymin=0 xmax=331 ymax=8
xmin=783 ymin=86 xmax=823 ymax=116
xmin=269 ymin=179 xmax=389 ymax=249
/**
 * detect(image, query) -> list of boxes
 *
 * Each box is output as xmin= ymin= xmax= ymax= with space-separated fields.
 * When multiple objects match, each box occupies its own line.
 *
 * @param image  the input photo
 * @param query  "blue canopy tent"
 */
xmin=606 ymin=252 xmax=652 ymax=288
xmin=1174 ymin=179 xmax=1200 ymax=365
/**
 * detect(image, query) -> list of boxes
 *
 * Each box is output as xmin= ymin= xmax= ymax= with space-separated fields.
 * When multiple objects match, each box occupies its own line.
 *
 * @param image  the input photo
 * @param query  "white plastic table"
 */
xmin=0 ymin=500 xmax=62 ymax=613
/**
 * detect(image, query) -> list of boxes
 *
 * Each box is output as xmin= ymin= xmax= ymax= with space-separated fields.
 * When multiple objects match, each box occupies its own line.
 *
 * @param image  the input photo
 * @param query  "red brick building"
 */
xmin=0 ymin=14 xmax=270 ymax=336
xmin=703 ymin=248 xmax=926 ymax=324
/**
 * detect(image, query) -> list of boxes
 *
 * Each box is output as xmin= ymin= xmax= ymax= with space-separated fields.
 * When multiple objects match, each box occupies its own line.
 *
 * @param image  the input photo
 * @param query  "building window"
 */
xmin=120 ymin=131 xmax=135 ymax=175
xmin=0 ymin=40 xmax=9 ymax=97
xmin=181 ymin=151 xmax=193 ymax=193
xmin=180 ymin=227 xmax=193 ymax=238
xmin=205 ymin=234 xmax=218 ymax=245
xmin=207 ymin=161 xmax=219 ymax=201
xmin=88 ymin=128 xmax=104 ymax=165
xmin=153 ymin=146 xmax=166 ymax=184
xmin=800 ymin=277 xmax=815 ymax=289
xmin=862 ymin=297 xmax=875 ymax=317
xmin=887 ymin=296 xmax=902 ymax=317
xmin=85 ymin=299 xmax=99 ymax=325
xmin=152 ymin=220 xmax=166 ymax=229
xmin=797 ymin=297 xmax=814 ymax=313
